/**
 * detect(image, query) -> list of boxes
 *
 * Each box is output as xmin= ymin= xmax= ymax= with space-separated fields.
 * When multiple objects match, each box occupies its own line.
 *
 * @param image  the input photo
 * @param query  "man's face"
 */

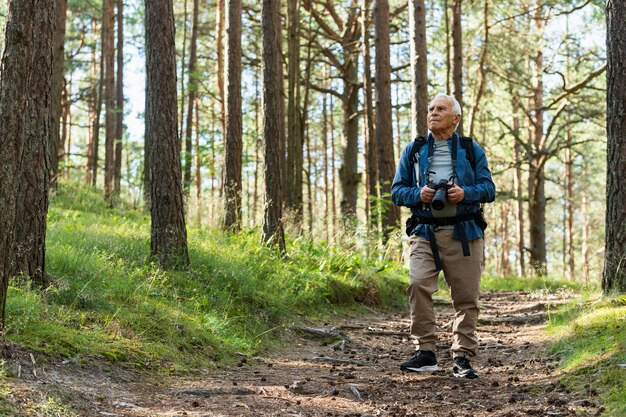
xmin=427 ymin=97 xmax=461 ymax=134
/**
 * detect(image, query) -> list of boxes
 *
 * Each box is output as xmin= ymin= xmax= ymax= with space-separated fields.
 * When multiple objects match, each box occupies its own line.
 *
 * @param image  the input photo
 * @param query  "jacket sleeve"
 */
xmin=391 ymin=144 xmax=423 ymax=207
xmin=461 ymin=143 xmax=496 ymax=204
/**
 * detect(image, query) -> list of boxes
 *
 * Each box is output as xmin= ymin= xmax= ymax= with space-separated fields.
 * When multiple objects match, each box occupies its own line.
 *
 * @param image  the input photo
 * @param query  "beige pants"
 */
xmin=408 ymin=229 xmax=483 ymax=357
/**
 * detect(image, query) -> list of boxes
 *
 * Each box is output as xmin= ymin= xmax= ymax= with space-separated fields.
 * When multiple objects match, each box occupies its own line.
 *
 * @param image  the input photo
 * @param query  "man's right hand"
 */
xmin=420 ymin=185 xmax=435 ymax=203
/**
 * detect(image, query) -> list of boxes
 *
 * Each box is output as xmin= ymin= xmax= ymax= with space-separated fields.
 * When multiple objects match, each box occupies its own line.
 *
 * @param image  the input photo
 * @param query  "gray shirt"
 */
xmin=429 ymin=139 xmax=458 ymax=220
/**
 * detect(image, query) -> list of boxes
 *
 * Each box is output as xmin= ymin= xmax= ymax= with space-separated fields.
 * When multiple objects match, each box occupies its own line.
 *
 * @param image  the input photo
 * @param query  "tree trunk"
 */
xmin=409 ymin=0 xmax=428 ymax=138
xmin=339 ymin=47 xmax=360 ymax=219
xmin=253 ymin=70 xmax=260 ymax=225
xmin=261 ymin=0 xmax=285 ymax=251
xmin=528 ymin=2 xmax=547 ymax=275
xmin=451 ymin=0 xmax=463 ymax=135
xmin=500 ymin=203 xmax=511 ymax=276
xmin=103 ymin=0 xmax=115 ymax=206
xmin=184 ymin=0 xmax=200 ymax=196
xmin=88 ymin=18 xmax=104 ymax=188
xmin=581 ymin=164 xmax=590 ymax=284
xmin=286 ymin=0 xmax=303 ymax=223
xmin=50 ymin=0 xmax=67 ymax=190
xmin=444 ymin=0 xmax=451 ymax=95
xmin=0 ymin=0 xmax=55 ymax=328
xmin=468 ymin=0 xmax=488 ymax=139
xmin=361 ymin=1 xmax=377 ymax=226
xmin=113 ymin=0 xmax=124 ymax=197
xmin=222 ymin=0 xmax=243 ymax=231
xmin=322 ymin=66 xmax=330 ymax=242
xmin=194 ymin=99 xmax=202 ymax=223
xmin=215 ymin=0 xmax=226 ymax=144
xmin=564 ymin=128 xmax=575 ymax=280
xmin=145 ymin=0 xmax=189 ymax=268
xmin=179 ymin=0 xmax=188 ymax=140
xmin=512 ymin=94 xmax=526 ymax=276
xmin=603 ymin=0 xmax=626 ymax=293
xmin=374 ymin=0 xmax=400 ymax=240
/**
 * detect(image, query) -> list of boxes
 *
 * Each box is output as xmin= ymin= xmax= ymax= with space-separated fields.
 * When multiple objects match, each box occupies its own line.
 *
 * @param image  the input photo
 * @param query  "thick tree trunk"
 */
xmin=103 ymin=0 xmax=115 ymax=206
xmin=0 ymin=0 xmax=55 ymax=328
xmin=222 ymin=0 xmax=243 ymax=231
xmin=339 ymin=48 xmax=360 ymax=219
xmin=184 ymin=0 xmax=200 ymax=196
xmin=409 ymin=0 xmax=428 ymax=138
xmin=261 ymin=0 xmax=285 ymax=251
xmin=113 ymin=0 xmax=124 ymax=197
xmin=603 ymin=0 xmax=626 ymax=293
xmin=512 ymin=95 xmax=526 ymax=276
xmin=361 ymin=1 xmax=377 ymax=226
xmin=50 ymin=0 xmax=67 ymax=190
xmin=374 ymin=0 xmax=400 ymax=239
xmin=451 ymin=0 xmax=463 ymax=135
xmin=286 ymin=0 xmax=303 ymax=222
xmin=145 ymin=0 xmax=189 ymax=268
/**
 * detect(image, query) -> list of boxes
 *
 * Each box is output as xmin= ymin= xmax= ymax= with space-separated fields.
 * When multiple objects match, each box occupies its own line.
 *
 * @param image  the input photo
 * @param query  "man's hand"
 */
xmin=420 ymin=185 xmax=435 ymax=203
xmin=447 ymin=184 xmax=464 ymax=203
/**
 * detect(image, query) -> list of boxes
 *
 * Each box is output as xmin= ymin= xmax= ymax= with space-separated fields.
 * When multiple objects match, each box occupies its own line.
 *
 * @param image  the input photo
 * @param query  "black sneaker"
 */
xmin=453 ymin=356 xmax=478 ymax=379
xmin=400 ymin=350 xmax=440 ymax=372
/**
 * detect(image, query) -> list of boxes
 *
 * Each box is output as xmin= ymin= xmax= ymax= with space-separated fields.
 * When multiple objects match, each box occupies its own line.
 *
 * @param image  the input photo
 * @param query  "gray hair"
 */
xmin=431 ymin=93 xmax=462 ymax=116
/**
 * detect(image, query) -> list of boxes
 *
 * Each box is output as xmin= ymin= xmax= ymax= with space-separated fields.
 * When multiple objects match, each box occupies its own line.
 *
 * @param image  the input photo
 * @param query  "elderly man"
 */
xmin=391 ymin=94 xmax=496 ymax=379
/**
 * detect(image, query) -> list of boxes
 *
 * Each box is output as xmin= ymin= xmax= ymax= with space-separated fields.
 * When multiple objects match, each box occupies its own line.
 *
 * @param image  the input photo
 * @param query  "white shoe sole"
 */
xmin=403 ymin=365 xmax=440 ymax=372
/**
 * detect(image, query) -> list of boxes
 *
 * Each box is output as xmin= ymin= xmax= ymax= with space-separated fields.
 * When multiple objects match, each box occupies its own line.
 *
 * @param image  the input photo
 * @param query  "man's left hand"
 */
xmin=447 ymin=184 xmax=464 ymax=203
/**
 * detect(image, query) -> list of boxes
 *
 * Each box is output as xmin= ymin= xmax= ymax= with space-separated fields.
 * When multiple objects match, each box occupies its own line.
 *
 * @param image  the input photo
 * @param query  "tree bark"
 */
xmin=103 ymin=0 xmax=115 ymax=206
xmin=222 ymin=0 xmax=243 ymax=231
xmin=286 ymin=0 xmax=303 ymax=223
xmin=216 ymin=0 xmax=226 ymax=144
xmin=113 ymin=0 xmax=124 ymax=197
xmin=528 ymin=2 xmax=547 ymax=275
xmin=0 ymin=0 xmax=55 ymax=328
xmin=145 ymin=0 xmax=189 ymax=268
xmin=361 ymin=0 xmax=377 ymax=226
xmin=451 ymin=0 xmax=463 ymax=135
xmin=468 ymin=0 xmax=488 ymax=139
xmin=261 ymin=0 xmax=285 ymax=251
xmin=184 ymin=0 xmax=200 ymax=196
xmin=50 ymin=0 xmax=67 ymax=190
xmin=374 ymin=0 xmax=400 ymax=239
xmin=409 ymin=0 xmax=428 ymax=138
xmin=88 ymin=18 xmax=104 ymax=188
xmin=512 ymin=93 xmax=526 ymax=276
xmin=603 ymin=0 xmax=626 ymax=293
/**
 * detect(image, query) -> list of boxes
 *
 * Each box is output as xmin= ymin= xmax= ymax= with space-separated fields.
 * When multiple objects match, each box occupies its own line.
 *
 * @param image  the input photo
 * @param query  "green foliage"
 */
xmin=547 ymin=294 xmax=626 ymax=416
xmin=5 ymin=182 xmax=406 ymax=373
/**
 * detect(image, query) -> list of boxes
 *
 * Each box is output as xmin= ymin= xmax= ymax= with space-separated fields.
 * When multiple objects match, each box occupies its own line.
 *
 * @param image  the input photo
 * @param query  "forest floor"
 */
xmin=3 ymin=290 xmax=605 ymax=417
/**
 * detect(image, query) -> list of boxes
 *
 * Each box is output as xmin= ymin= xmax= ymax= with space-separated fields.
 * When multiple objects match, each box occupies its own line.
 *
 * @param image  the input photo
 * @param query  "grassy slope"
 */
xmin=547 ymin=294 xmax=626 ymax=417
xmin=4 ymin=183 xmax=406 ymax=374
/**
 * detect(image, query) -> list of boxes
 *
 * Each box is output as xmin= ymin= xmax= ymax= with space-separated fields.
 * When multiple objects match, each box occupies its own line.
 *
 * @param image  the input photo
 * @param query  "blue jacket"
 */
xmin=391 ymin=132 xmax=496 ymax=241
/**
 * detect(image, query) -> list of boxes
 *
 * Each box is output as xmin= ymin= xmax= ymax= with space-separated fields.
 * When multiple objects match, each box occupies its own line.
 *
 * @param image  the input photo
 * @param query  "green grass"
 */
xmin=4 ymin=182 xmax=407 ymax=373
xmin=480 ymin=274 xmax=595 ymax=292
xmin=547 ymin=294 xmax=626 ymax=417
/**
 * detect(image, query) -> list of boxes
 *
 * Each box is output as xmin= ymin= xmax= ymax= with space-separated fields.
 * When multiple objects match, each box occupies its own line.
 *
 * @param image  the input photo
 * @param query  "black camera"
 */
xmin=428 ymin=179 xmax=452 ymax=210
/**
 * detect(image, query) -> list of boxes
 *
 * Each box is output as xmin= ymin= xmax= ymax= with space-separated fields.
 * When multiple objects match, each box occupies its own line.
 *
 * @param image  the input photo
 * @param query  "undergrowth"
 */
xmin=4 ymin=182 xmax=406 ymax=374
xmin=547 ymin=293 xmax=626 ymax=417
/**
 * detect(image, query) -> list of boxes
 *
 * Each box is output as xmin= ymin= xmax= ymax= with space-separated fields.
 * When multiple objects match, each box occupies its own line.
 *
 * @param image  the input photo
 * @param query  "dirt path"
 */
xmin=5 ymin=291 xmax=603 ymax=416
